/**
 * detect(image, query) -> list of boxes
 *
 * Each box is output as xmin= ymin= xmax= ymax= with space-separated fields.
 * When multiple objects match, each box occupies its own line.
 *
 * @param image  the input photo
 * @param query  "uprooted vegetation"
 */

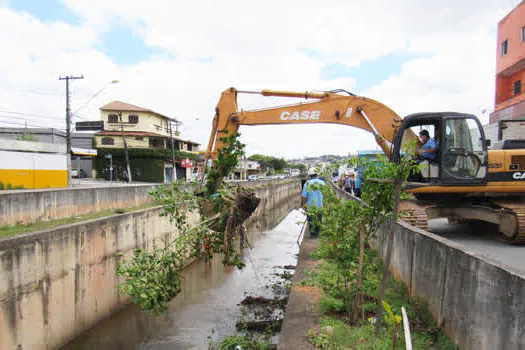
xmin=117 ymin=132 xmax=262 ymax=315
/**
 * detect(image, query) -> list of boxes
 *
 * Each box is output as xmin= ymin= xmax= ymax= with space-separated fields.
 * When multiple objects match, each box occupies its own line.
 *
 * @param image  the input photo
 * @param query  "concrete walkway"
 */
xmin=279 ymin=238 xmax=320 ymax=350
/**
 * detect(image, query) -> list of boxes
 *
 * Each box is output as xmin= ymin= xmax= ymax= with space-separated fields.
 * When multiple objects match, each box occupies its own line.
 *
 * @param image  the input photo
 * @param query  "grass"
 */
xmin=0 ymin=203 xmax=160 ymax=239
xmin=216 ymin=335 xmax=276 ymax=350
xmin=307 ymin=259 xmax=459 ymax=349
xmin=0 ymin=181 xmax=24 ymax=190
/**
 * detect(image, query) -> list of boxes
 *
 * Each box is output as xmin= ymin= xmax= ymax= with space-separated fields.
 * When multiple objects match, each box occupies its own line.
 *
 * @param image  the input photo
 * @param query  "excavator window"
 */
xmin=441 ymin=117 xmax=486 ymax=183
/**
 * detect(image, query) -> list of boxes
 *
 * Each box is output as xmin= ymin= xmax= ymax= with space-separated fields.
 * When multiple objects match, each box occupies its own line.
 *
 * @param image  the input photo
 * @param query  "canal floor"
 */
xmin=63 ymin=202 xmax=304 ymax=349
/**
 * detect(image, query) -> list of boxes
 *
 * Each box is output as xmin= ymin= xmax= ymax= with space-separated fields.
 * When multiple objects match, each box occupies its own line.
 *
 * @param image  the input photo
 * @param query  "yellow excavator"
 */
xmin=205 ymin=87 xmax=525 ymax=243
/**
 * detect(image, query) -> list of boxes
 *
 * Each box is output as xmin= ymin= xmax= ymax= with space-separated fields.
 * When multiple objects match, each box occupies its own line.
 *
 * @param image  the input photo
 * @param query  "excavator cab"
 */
xmin=393 ymin=113 xmax=488 ymax=186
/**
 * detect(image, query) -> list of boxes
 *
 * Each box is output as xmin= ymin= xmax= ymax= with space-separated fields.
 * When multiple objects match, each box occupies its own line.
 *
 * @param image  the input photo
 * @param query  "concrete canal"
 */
xmin=63 ymin=199 xmax=303 ymax=349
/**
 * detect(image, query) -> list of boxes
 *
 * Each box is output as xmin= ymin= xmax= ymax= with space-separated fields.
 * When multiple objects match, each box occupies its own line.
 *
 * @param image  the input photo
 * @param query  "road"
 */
xmin=70 ymin=178 xmax=160 ymax=188
xmin=428 ymin=218 xmax=525 ymax=275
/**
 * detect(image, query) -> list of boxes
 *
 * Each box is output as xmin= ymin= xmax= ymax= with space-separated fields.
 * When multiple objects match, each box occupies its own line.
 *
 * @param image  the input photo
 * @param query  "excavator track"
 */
xmin=399 ymin=198 xmax=525 ymax=244
xmin=490 ymin=199 xmax=525 ymax=244
xmin=398 ymin=199 xmax=431 ymax=231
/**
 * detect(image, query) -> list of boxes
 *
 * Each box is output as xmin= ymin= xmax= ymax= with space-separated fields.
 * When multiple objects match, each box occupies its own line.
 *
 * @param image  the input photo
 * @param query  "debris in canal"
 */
xmin=237 ymin=275 xmax=291 ymax=335
xmin=240 ymin=296 xmax=288 ymax=308
xmin=216 ymin=262 xmax=295 ymax=349
xmin=275 ymin=270 xmax=293 ymax=280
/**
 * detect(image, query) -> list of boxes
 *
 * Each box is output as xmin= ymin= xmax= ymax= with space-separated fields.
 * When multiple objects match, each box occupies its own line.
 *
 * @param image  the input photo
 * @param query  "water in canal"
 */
xmin=63 ymin=199 xmax=304 ymax=349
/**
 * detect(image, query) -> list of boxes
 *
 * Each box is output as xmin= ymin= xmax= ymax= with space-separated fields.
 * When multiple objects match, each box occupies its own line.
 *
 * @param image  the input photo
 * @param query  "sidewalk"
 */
xmin=279 ymin=238 xmax=320 ymax=350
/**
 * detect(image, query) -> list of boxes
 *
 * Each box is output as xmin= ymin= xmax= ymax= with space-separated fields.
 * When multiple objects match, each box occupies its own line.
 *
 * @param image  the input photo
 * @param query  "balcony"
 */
xmin=495 ymin=92 xmax=525 ymax=111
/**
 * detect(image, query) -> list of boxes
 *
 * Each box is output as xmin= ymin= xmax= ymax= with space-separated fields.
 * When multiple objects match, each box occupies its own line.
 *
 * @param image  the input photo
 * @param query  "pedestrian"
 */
xmin=301 ymin=168 xmax=326 ymax=239
xmin=339 ymin=169 xmax=355 ymax=194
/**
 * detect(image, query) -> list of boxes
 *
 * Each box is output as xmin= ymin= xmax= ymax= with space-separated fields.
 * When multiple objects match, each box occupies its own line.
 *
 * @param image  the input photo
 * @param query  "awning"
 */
xmin=71 ymin=147 xmax=97 ymax=156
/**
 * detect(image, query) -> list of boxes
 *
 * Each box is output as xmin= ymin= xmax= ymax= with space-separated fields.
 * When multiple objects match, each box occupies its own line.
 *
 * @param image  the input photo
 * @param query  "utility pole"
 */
xmin=59 ymin=75 xmax=84 ymax=186
xmin=118 ymin=112 xmax=132 ymax=183
xmin=169 ymin=119 xmax=177 ymax=182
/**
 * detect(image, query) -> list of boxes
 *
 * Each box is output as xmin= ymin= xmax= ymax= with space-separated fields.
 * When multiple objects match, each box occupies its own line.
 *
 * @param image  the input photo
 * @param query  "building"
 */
xmin=0 ymin=138 xmax=67 ymax=189
xmin=0 ymin=127 xmax=65 ymax=144
xmin=490 ymin=0 xmax=525 ymax=122
xmin=0 ymin=127 xmax=97 ymax=178
xmin=233 ymin=159 xmax=261 ymax=180
xmin=93 ymin=101 xmax=201 ymax=182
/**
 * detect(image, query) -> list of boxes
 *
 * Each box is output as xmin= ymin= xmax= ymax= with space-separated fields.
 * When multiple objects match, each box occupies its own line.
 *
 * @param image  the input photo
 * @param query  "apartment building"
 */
xmin=491 ymin=0 xmax=525 ymax=122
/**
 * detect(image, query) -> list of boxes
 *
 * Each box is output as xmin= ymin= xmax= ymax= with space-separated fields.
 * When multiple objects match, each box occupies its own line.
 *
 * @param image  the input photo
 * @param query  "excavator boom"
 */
xmin=205 ymin=87 xmax=408 ymax=162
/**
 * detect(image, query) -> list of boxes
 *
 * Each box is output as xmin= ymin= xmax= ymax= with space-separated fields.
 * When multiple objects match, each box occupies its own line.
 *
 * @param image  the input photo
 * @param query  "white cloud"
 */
xmin=0 ymin=0 xmax=522 ymax=158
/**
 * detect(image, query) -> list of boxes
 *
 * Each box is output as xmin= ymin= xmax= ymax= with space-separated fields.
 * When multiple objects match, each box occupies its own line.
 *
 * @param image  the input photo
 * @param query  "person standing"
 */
xmin=301 ymin=169 xmax=326 ymax=239
xmin=339 ymin=169 xmax=355 ymax=194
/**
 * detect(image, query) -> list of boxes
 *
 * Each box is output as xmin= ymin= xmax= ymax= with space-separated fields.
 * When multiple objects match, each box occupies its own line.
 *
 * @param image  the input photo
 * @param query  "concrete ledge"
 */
xmin=279 ymin=239 xmax=319 ymax=350
xmin=0 ymin=184 xmax=157 ymax=225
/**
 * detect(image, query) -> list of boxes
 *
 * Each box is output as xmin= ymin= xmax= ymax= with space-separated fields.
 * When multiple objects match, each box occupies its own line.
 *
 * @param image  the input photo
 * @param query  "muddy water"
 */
xmin=63 ymin=200 xmax=304 ymax=350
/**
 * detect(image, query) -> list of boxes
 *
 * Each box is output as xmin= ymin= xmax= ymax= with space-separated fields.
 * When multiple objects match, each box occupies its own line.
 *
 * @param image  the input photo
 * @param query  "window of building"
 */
xmin=101 ymin=137 xmax=114 ymax=145
xmin=522 ymin=26 xmax=525 ymax=42
xmin=108 ymin=114 xmax=119 ymax=123
xmin=501 ymin=40 xmax=508 ymax=56
xmin=514 ymin=80 xmax=522 ymax=95
xmin=135 ymin=136 xmax=143 ymax=141
xmin=128 ymin=114 xmax=139 ymax=124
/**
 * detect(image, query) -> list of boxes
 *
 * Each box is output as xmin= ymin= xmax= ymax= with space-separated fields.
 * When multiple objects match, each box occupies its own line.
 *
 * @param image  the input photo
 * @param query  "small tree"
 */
xmin=360 ymin=153 xmax=419 ymax=334
xmin=313 ymin=164 xmax=386 ymax=322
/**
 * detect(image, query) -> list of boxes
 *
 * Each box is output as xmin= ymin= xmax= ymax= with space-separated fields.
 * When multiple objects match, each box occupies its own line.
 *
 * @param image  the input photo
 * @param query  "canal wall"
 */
xmin=333 ymin=185 xmax=525 ymax=350
xmin=0 ymin=179 xmax=301 ymax=350
xmin=0 ymin=184 xmax=157 ymax=226
xmin=375 ymin=221 xmax=525 ymax=350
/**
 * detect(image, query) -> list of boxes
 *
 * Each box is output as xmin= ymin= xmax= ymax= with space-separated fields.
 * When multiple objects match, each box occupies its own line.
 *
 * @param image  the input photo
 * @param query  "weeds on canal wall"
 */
xmin=117 ymin=132 xmax=261 ymax=315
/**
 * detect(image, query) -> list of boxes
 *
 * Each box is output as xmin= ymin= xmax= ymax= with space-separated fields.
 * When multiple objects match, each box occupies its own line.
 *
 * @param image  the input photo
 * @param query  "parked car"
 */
xmin=248 ymin=175 xmax=258 ymax=181
xmin=72 ymin=169 xmax=88 ymax=178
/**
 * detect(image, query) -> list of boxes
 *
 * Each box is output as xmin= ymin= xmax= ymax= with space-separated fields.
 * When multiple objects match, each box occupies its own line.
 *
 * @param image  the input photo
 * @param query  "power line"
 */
xmin=0 ymin=119 xmax=65 ymax=130
xmin=0 ymin=113 xmax=59 ymax=123
xmin=0 ymin=115 xmax=59 ymax=128
xmin=0 ymin=109 xmax=63 ymax=120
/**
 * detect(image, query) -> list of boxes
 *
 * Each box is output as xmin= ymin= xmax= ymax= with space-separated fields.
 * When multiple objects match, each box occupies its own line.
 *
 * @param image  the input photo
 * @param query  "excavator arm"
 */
xmin=205 ymin=87 xmax=407 ymax=163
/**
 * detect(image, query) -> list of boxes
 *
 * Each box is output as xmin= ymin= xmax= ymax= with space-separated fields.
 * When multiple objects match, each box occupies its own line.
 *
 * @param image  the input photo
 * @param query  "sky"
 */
xmin=0 ymin=0 xmax=521 ymax=159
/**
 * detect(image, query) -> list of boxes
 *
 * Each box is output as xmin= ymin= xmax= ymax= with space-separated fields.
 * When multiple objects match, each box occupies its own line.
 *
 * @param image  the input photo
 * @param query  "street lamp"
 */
xmin=179 ymin=117 xmax=200 ymax=135
xmin=68 ymin=79 xmax=119 ymax=185
xmin=72 ymin=80 xmax=120 ymax=117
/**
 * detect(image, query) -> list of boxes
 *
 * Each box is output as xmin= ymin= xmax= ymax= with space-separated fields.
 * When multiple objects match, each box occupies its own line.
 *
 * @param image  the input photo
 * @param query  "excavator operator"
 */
xmin=416 ymin=129 xmax=437 ymax=162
